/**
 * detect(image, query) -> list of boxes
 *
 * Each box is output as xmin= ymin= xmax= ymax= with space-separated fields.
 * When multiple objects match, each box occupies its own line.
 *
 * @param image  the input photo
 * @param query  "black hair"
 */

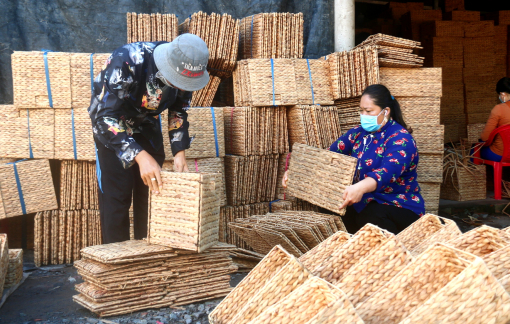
xmin=496 ymin=77 xmax=510 ymax=94
xmin=362 ymin=84 xmax=411 ymax=133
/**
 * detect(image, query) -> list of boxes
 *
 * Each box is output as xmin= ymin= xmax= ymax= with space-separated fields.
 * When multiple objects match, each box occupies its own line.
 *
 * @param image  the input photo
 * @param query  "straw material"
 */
xmin=224 ymin=107 xmax=289 ymax=155
xmin=298 ymin=230 xmax=351 ymax=270
xmin=287 ymin=105 xmax=342 ymax=150
xmin=357 ymin=243 xmax=479 ymax=323
xmin=161 ymin=107 xmax=225 ymax=160
xmin=312 ymin=224 xmax=392 ymax=284
xmin=229 ymin=256 xmax=312 ymax=324
xmin=34 ymin=210 xmax=102 ymax=266
xmin=396 ymin=214 xmax=461 ymax=256
xmin=54 ymin=108 xmax=95 ymax=160
xmin=239 ymin=13 xmax=304 ymax=59
xmin=324 ymin=46 xmax=379 ymax=100
xmin=147 ymin=171 xmax=220 ymax=252
xmin=335 ymin=236 xmax=413 ymax=306
xmin=446 ymin=225 xmax=510 ymax=258
xmin=412 ymin=124 xmax=444 ymax=154
xmin=306 ymin=297 xmax=365 ymax=324
xmin=59 ymin=160 xmax=99 ymax=211
xmin=127 ymin=13 xmax=178 ymax=43
xmin=70 ymin=53 xmax=110 ymax=108
xmin=335 ymin=97 xmax=361 ymax=134
xmin=209 ymin=245 xmax=293 ymax=324
xmin=233 ymin=59 xmax=333 ymax=107
xmin=0 ymin=234 xmax=8 ymax=297
xmin=179 ymin=12 xmax=239 ymax=78
xmin=0 ymin=159 xmax=58 ymax=218
xmin=483 ymin=244 xmax=510 ymax=280
xmin=162 ymin=157 xmax=226 ymax=206
xmin=246 ymin=277 xmax=347 ymax=324
xmin=379 ymin=67 xmax=442 ymax=97
xmin=75 ymin=241 xmax=238 ymax=316
xmin=417 ymin=154 xmax=443 ymax=183
xmin=420 ymin=182 xmax=440 ymax=214
xmin=228 ymin=211 xmax=346 ymax=257
xmin=224 ymin=155 xmax=279 ymax=206
xmin=286 ymin=143 xmax=357 ymax=214
xmin=12 ymin=51 xmax=71 ymax=109
xmin=190 ymin=76 xmax=222 ymax=107
xmin=441 ymin=159 xmax=486 ymax=201
xmin=220 ymin=202 xmax=270 ymax=250
xmin=467 ymin=123 xmax=485 ymax=144
xmin=0 ymin=108 xmax=55 ymax=159
xmin=267 ymin=198 xmax=319 ymax=213
xmin=276 ymin=153 xmax=291 ymax=199
xmin=4 ymin=249 xmax=23 ymax=289
xmin=397 ymin=97 xmax=441 ymax=128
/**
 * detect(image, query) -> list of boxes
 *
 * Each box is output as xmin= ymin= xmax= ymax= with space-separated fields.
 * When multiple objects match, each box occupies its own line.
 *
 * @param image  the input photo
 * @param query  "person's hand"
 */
xmin=282 ymin=170 xmax=289 ymax=188
xmin=339 ymin=177 xmax=377 ymax=210
xmin=135 ymin=150 xmax=162 ymax=194
xmin=173 ymin=150 xmax=189 ymax=172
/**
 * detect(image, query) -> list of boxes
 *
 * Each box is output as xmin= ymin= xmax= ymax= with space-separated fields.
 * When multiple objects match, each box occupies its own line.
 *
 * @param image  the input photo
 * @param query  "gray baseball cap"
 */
xmin=153 ymin=33 xmax=210 ymax=92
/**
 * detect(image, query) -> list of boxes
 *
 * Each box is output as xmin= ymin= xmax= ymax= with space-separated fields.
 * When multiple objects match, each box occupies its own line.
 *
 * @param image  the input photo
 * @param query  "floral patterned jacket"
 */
xmin=88 ymin=42 xmax=192 ymax=169
xmin=329 ymin=119 xmax=425 ymax=216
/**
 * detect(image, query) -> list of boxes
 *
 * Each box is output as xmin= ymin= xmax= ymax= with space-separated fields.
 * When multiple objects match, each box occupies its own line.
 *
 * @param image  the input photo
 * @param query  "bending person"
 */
xmin=283 ymin=84 xmax=424 ymax=234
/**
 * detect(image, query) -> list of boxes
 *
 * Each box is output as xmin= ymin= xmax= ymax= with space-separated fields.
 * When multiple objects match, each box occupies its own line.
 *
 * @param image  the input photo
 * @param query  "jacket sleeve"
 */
xmin=90 ymin=54 xmax=143 ymax=169
xmin=329 ymin=127 xmax=357 ymax=155
xmin=481 ymin=105 xmax=501 ymax=141
xmin=167 ymin=90 xmax=192 ymax=156
xmin=364 ymin=132 xmax=416 ymax=191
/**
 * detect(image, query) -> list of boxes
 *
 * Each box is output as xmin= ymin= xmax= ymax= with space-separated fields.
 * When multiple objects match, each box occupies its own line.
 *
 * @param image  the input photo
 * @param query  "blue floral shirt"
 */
xmin=329 ymin=119 xmax=425 ymax=216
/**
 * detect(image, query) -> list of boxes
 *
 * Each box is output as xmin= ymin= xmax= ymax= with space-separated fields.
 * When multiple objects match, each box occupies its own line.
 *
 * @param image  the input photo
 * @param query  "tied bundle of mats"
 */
xmin=209 ymin=215 xmax=510 ymax=324
xmin=179 ymin=12 xmax=240 ymax=79
xmin=238 ymin=13 xmax=304 ymax=59
xmin=228 ymin=211 xmax=346 ymax=256
xmin=126 ymin=13 xmax=178 ymax=43
xmin=73 ymin=240 xmax=239 ymax=317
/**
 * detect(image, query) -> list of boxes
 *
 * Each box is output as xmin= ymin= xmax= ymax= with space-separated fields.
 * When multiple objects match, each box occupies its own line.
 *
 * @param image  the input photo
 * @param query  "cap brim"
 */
xmin=154 ymin=43 xmax=210 ymax=92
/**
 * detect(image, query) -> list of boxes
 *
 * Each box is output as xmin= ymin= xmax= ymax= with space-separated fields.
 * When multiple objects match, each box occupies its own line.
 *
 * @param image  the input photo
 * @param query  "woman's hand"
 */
xmin=340 ymin=177 xmax=377 ymax=210
xmin=173 ymin=150 xmax=189 ymax=172
xmin=135 ymin=150 xmax=162 ymax=194
xmin=282 ymin=170 xmax=289 ymax=188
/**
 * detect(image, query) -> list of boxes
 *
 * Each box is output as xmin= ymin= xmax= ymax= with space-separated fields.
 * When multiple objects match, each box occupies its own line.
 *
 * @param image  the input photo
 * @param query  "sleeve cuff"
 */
xmin=118 ymin=141 xmax=144 ymax=169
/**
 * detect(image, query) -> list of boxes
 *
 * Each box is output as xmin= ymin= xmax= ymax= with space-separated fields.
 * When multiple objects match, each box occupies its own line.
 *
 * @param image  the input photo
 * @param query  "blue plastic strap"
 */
xmin=270 ymin=58 xmax=275 ymax=106
xmin=269 ymin=199 xmax=280 ymax=213
xmin=210 ymin=107 xmax=219 ymax=157
xmin=26 ymin=109 xmax=34 ymax=159
xmin=42 ymin=50 xmax=53 ymax=108
xmin=9 ymin=161 xmax=27 ymax=215
xmin=90 ymin=53 xmax=95 ymax=95
xmin=94 ymin=143 xmax=103 ymax=193
xmin=306 ymin=59 xmax=315 ymax=105
xmin=250 ymin=15 xmax=254 ymax=58
xmin=71 ymin=108 xmax=77 ymax=160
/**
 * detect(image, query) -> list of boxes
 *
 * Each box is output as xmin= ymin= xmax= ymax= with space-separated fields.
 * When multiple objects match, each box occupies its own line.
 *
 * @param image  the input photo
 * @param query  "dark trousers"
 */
xmin=342 ymin=201 xmax=420 ymax=235
xmin=95 ymin=134 xmax=165 ymax=244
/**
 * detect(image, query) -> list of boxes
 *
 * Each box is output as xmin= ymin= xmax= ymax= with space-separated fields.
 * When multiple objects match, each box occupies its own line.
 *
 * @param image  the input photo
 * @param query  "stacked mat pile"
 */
xmin=0 ymin=159 xmax=58 ymax=218
xmin=0 ymin=234 xmax=8 ymax=297
xmin=210 ymin=215 xmax=510 ymax=324
xmin=400 ymin=9 xmax=443 ymax=42
xmin=34 ymin=210 xmax=102 ymax=266
xmin=59 ymin=160 xmax=99 ymax=211
xmin=335 ymin=97 xmax=361 ymax=133
xmin=286 ymin=143 xmax=357 ymax=214
xmin=179 ymin=12 xmax=239 ymax=79
xmin=126 ymin=13 xmax=178 ymax=43
xmin=228 ymin=211 xmax=346 ymax=256
xmin=233 ymin=58 xmax=333 ymax=107
xmin=73 ymin=240 xmax=238 ymax=317
xmin=287 ymin=105 xmax=342 ymax=150
xmin=223 ymin=107 xmax=289 ymax=155
xmin=190 ymin=75 xmax=222 ymax=107
xmin=355 ymin=34 xmax=424 ymax=68
xmin=377 ymin=67 xmax=444 ymax=213
xmin=238 ymin=13 xmax=304 ymax=59
xmin=323 ymin=46 xmax=379 ymax=100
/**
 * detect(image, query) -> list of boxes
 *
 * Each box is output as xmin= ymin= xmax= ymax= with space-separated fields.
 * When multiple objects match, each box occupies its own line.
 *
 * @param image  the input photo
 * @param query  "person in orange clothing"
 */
xmin=479 ymin=77 xmax=510 ymax=162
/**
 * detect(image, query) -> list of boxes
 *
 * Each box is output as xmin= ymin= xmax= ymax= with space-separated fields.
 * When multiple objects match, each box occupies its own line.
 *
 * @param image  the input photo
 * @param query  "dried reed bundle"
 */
xmin=127 ymin=13 xmax=178 ymax=43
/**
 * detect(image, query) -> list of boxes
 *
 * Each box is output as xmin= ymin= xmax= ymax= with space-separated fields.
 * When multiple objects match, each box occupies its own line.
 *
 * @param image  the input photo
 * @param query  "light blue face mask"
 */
xmin=360 ymin=109 xmax=387 ymax=132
